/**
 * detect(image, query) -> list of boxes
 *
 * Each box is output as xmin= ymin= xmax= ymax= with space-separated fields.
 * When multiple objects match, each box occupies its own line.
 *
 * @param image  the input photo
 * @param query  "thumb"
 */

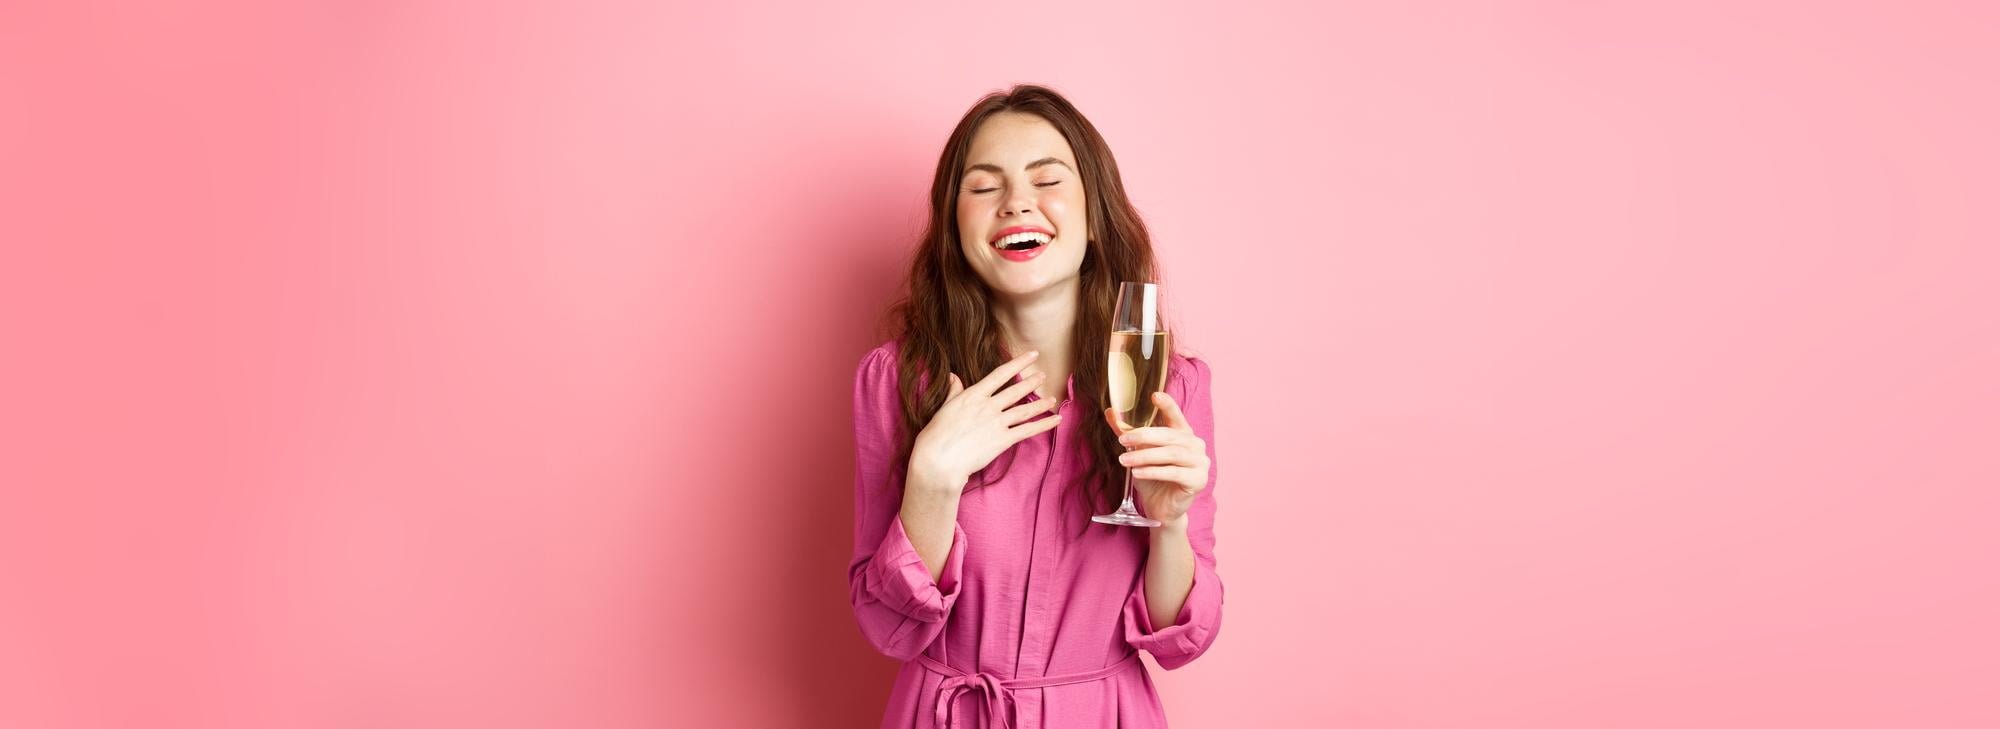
xmin=948 ymin=373 xmax=964 ymax=398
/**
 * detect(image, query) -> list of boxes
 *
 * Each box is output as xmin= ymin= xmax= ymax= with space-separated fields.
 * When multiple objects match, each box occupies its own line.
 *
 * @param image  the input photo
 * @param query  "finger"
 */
xmin=992 ymin=370 xmax=1046 ymax=405
xmin=1130 ymin=465 xmax=1204 ymax=487
xmin=948 ymin=373 xmax=965 ymax=399
xmin=1152 ymin=391 xmax=1192 ymax=432
xmin=972 ymin=350 xmax=1040 ymax=395
xmin=1118 ymin=445 xmax=1201 ymax=468
xmin=1119 ymin=426 xmax=1197 ymax=449
xmin=1002 ymin=396 xmax=1060 ymax=425
xmin=1006 ymin=411 xmax=1062 ymax=440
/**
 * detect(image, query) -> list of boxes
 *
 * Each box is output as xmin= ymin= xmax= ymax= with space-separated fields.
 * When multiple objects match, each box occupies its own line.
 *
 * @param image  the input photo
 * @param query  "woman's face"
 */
xmin=956 ymin=112 xmax=1089 ymax=300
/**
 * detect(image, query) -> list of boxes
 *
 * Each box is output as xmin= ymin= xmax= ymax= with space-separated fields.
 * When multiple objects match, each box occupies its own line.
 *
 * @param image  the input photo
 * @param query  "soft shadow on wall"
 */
xmin=729 ymin=122 xmax=939 ymax=726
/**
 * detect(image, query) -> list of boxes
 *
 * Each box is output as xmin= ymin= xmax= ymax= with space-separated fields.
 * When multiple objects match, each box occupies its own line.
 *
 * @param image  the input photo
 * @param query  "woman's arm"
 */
xmin=895 ymin=351 xmax=1061 ymax=582
xmin=849 ymin=347 xmax=1060 ymax=660
xmin=1121 ymin=357 xmax=1224 ymax=670
xmin=849 ymin=348 xmax=967 ymax=660
xmin=899 ymin=464 xmax=966 ymax=583
xmin=1144 ymin=515 xmax=1196 ymax=628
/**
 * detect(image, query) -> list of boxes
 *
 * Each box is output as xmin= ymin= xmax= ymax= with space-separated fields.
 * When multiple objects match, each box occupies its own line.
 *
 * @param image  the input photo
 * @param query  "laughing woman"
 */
xmin=848 ymin=85 xmax=1223 ymax=728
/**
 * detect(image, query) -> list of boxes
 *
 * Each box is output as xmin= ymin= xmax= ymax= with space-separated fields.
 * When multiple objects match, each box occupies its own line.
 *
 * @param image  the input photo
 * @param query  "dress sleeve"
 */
xmin=847 ymin=345 xmax=967 ymax=661
xmin=1122 ymin=355 xmax=1224 ymax=670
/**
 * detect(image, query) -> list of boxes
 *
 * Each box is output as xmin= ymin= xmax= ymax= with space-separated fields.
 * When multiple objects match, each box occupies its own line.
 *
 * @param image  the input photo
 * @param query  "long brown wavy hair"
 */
xmin=880 ymin=84 xmax=1172 ymax=530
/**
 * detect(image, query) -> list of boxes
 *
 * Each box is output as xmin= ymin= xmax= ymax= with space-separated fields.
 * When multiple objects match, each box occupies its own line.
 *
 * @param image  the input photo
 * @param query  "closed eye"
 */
xmin=970 ymin=187 xmax=998 ymax=194
xmin=1034 ymin=180 xmax=1061 ymax=187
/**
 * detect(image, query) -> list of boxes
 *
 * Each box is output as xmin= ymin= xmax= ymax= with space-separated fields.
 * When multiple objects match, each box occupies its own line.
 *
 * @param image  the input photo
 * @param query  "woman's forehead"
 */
xmin=965 ymin=113 xmax=1076 ymax=171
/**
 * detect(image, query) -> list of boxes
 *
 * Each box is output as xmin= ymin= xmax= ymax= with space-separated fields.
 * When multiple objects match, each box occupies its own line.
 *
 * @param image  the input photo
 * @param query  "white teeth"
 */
xmin=993 ymin=231 xmax=1053 ymax=249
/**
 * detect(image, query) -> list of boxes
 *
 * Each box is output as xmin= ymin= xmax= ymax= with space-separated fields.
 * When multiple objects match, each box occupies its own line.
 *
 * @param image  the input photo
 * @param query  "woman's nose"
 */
xmin=1000 ymin=190 xmax=1035 ymax=217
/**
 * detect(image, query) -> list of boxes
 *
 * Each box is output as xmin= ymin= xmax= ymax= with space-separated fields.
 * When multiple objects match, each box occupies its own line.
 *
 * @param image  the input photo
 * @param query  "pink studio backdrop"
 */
xmin=4 ymin=2 xmax=1997 ymax=728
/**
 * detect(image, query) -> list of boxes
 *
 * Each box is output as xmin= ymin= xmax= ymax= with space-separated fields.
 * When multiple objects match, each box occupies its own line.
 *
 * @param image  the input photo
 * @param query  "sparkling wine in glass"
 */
xmin=1093 ymin=282 xmax=1171 ymax=528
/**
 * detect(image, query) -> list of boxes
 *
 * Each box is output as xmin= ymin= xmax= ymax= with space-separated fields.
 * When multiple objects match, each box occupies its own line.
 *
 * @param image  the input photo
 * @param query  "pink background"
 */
xmin=5 ymin=2 xmax=1997 ymax=727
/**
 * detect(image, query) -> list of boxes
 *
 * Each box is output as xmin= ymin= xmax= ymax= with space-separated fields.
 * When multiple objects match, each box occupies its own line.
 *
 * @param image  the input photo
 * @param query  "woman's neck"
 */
xmin=993 ymin=280 xmax=1078 ymax=400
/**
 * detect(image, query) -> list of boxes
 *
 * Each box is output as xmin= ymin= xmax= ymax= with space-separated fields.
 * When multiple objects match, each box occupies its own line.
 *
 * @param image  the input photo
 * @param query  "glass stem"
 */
xmin=1120 ymin=446 xmax=1138 ymax=513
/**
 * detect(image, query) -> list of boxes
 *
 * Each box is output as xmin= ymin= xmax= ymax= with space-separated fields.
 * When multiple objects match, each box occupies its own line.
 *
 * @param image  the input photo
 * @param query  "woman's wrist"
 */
xmin=906 ymin=458 xmax=968 ymax=496
xmin=1151 ymin=514 xmax=1190 ymax=542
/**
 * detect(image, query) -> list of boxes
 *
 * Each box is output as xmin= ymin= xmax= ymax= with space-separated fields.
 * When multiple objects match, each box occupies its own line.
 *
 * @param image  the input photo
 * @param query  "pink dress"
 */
xmin=848 ymin=340 xmax=1223 ymax=729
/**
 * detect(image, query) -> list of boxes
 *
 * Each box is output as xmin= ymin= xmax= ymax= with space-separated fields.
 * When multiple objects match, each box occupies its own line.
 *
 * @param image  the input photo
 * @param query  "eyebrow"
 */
xmin=963 ymin=157 xmax=1073 ymax=177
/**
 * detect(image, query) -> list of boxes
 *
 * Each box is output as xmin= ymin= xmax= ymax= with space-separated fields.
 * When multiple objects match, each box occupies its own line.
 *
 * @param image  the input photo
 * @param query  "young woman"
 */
xmin=849 ymin=85 xmax=1222 ymax=728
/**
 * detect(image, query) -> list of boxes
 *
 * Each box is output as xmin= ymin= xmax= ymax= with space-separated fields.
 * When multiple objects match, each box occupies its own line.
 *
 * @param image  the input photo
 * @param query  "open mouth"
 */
xmin=992 ymin=231 xmax=1052 ymax=252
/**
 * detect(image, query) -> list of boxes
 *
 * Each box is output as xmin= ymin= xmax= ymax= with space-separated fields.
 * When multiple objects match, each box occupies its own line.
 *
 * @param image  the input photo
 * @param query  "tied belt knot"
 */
xmin=914 ymin=652 xmax=1141 ymax=729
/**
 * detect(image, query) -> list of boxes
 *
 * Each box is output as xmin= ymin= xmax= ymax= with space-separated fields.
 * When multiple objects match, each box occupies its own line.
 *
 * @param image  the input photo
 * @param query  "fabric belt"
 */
xmin=913 ymin=652 xmax=1141 ymax=729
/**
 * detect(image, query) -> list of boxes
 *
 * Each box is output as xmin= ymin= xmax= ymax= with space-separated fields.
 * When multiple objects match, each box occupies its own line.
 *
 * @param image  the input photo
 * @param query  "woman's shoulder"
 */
xmin=856 ymin=339 xmax=923 ymax=393
xmin=856 ymin=339 xmax=901 ymax=378
xmin=1168 ymin=350 xmax=1213 ymax=398
xmin=1172 ymin=350 xmax=1211 ymax=373
xmin=861 ymin=338 xmax=900 ymax=363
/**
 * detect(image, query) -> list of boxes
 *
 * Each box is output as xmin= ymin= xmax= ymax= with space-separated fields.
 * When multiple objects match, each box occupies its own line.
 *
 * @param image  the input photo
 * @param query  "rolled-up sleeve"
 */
xmin=1122 ymin=356 xmax=1223 ymax=670
xmin=848 ymin=345 xmax=964 ymax=660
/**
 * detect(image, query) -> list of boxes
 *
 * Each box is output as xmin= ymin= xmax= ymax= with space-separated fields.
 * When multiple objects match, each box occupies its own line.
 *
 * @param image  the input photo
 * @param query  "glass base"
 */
xmin=1091 ymin=508 xmax=1162 ymax=528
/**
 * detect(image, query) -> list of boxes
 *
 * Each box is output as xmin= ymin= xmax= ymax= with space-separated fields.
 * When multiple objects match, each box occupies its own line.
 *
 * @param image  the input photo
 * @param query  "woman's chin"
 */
xmin=987 ymin=273 xmax=1078 ymax=301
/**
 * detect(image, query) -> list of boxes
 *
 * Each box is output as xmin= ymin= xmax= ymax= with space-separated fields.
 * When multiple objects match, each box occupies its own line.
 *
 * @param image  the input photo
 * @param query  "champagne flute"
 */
xmin=1092 ymin=281 xmax=1170 ymax=528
